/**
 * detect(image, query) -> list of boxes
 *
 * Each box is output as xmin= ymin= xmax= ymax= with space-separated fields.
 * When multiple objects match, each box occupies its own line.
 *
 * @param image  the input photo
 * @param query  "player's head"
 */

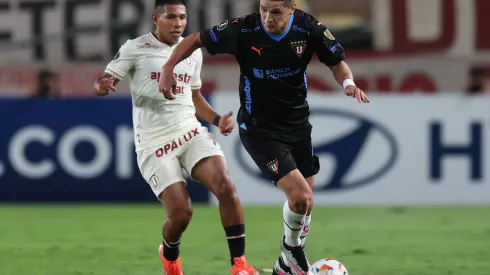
xmin=259 ymin=0 xmax=296 ymax=34
xmin=152 ymin=0 xmax=187 ymax=45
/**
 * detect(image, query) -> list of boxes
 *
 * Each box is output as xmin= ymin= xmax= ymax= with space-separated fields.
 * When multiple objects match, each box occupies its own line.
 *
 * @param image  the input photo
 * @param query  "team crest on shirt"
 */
xmin=183 ymin=56 xmax=194 ymax=66
xmin=290 ymin=40 xmax=307 ymax=57
xmin=266 ymin=159 xmax=279 ymax=174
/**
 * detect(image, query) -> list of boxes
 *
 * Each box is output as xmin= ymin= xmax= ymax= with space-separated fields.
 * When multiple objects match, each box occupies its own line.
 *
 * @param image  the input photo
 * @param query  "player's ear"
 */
xmin=152 ymin=14 xmax=158 ymax=26
xmin=289 ymin=3 xmax=296 ymax=14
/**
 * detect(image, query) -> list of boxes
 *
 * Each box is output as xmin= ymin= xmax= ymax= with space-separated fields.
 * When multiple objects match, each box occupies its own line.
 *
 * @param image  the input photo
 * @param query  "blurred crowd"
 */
xmin=2 ymin=0 xmax=488 ymax=97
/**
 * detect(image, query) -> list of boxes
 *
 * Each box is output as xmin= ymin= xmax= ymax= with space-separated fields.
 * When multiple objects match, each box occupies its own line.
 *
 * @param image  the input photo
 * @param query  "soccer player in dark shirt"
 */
xmin=159 ymin=1 xmax=370 ymax=274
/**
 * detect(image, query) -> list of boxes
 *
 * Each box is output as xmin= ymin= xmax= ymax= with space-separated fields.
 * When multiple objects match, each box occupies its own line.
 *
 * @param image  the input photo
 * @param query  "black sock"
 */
xmin=163 ymin=237 xmax=181 ymax=261
xmin=224 ymin=224 xmax=245 ymax=266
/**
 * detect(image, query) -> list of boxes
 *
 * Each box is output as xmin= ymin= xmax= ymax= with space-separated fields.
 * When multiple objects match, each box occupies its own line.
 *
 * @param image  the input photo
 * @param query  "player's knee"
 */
xmin=289 ymin=188 xmax=312 ymax=214
xmin=171 ymin=205 xmax=193 ymax=231
xmin=213 ymin=172 xmax=239 ymax=203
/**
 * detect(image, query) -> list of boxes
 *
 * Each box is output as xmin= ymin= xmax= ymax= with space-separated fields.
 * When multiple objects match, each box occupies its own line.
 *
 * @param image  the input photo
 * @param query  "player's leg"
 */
xmin=239 ymin=131 xmax=311 ymax=275
xmin=159 ymin=181 xmax=192 ymax=264
xmin=180 ymin=128 xmax=258 ymax=275
xmin=300 ymin=176 xmax=314 ymax=246
xmin=276 ymin=170 xmax=312 ymax=275
xmin=291 ymin=133 xmax=320 ymax=247
xmin=137 ymin=148 xmax=189 ymax=275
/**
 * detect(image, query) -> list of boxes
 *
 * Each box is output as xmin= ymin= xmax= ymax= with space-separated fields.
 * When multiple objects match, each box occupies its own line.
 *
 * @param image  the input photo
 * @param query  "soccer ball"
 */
xmin=310 ymin=258 xmax=349 ymax=275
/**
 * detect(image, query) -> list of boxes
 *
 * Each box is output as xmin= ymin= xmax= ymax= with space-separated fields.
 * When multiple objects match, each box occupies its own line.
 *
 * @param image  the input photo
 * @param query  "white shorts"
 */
xmin=136 ymin=125 xmax=224 ymax=199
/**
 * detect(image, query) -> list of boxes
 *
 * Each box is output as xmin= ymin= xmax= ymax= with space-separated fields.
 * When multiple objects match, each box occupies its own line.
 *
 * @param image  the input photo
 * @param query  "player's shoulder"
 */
xmin=119 ymin=33 xmax=157 ymax=52
xmin=293 ymin=9 xmax=325 ymax=32
xmin=224 ymin=12 xmax=261 ymax=29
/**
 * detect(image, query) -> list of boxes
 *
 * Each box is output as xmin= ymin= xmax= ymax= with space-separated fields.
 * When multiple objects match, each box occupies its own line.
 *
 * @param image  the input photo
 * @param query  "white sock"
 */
xmin=300 ymin=214 xmax=311 ymax=246
xmin=283 ymin=201 xmax=306 ymax=247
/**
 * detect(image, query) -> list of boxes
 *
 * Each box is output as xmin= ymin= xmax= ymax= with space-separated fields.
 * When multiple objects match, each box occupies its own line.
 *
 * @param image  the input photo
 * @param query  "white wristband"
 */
xmin=343 ymin=79 xmax=356 ymax=89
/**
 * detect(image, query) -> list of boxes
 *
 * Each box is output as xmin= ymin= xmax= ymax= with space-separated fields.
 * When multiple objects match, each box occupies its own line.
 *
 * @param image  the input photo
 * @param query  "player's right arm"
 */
xmin=159 ymin=18 xmax=242 ymax=99
xmin=93 ymin=40 xmax=135 ymax=96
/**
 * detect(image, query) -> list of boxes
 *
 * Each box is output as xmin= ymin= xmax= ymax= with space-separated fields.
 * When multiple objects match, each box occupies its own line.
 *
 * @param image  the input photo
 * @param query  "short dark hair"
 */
xmin=271 ymin=0 xmax=295 ymax=7
xmin=155 ymin=0 xmax=186 ymax=10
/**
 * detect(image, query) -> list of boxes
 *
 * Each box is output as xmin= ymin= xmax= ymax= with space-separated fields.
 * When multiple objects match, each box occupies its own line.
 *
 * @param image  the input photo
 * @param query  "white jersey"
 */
xmin=105 ymin=33 xmax=203 ymax=151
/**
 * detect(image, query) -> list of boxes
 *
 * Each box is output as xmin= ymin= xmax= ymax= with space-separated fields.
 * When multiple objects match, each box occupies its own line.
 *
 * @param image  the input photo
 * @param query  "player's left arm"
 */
xmin=192 ymin=89 xmax=234 ymax=136
xmin=190 ymin=49 xmax=234 ymax=136
xmin=311 ymin=24 xmax=370 ymax=103
xmin=329 ymin=62 xmax=369 ymax=103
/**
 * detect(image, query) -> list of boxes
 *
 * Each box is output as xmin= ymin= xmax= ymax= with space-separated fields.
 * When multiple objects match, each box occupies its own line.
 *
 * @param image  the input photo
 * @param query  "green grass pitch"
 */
xmin=0 ymin=205 xmax=489 ymax=275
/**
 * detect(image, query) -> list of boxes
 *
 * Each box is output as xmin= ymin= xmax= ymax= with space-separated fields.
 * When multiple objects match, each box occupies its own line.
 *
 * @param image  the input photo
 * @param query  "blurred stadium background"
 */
xmin=1 ymin=0 xmax=489 ymax=274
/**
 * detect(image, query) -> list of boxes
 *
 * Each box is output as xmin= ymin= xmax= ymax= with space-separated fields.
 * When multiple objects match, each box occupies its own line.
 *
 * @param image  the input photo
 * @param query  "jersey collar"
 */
xmin=260 ymin=14 xmax=295 ymax=42
xmin=149 ymin=32 xmax=183 ymax=49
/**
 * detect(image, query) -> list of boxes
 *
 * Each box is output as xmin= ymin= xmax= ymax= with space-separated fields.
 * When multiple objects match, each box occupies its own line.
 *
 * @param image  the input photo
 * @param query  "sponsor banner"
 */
xmin=211 ymin=93 xmax=490 ymax=205
xmin=2 ymin=57 xmax=489 ymax=97
xmin=0 ymin=98 xmax=210 ymax=203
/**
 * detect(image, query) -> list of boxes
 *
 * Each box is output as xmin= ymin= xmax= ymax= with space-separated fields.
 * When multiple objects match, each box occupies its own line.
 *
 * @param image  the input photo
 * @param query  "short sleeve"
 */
xmin=190 ymin=48 xmax=203 ymax=90
xmin=311 ymin=23 xmax=345 ymax=67
xmin=105 ymin=40 xmax=136 ymax=79
xmin=200 ymin=18 xmax=242 ymax=55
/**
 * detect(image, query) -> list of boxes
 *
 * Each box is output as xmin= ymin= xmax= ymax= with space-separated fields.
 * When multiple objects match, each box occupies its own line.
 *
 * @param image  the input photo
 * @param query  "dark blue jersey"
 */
xmin=200 ymin=10 xmax=345 ymax=135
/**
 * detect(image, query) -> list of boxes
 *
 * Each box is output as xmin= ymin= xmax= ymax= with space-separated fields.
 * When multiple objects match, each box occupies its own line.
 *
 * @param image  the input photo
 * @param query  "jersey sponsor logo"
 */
xmin=292 ymin=25 xmax=310 ymax=35
xmin=291 ymin=40 xmax=307 ymax=57
xmin=243 ymin=76 xmax=252 ymax=115
xmin=209 ymin=28 xmax=218 ymax=42
xmin=252 ymin=68 xmax=301 ymax=80
xmin=155 ymin=128 xmax=200 ymax=158
xmin=324 ymin=29 xmax=335 ymax=40
xmin=150 ymin=72 xmax=192 ymax=84
xmin=217 ymin=20 xmax=229 ymax=31
xmin=266 ymin=159 xmax=279 ymax=174
xmin=150 ymin=72 xmax=192 ymax=94
xmin=146 ymin=55 xmax=167 ymax=59
xmin=251 ymin=46 xmax=263 ymax=56
xmin=242 ymin=26 xmax=260 ymax=33
xmin=136 ymin=43 xmax=159 ymax=49
xmin=329 ymin=43 xmax=341 ymax=53
xmin=253 ymin=68 xmax=264 ymax=79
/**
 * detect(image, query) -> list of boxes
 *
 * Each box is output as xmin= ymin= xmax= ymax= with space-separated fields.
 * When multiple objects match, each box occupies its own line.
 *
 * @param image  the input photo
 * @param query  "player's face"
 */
xmin=259 ymin=0 xmax=295 ymax=34
xmin=153 ymin=4 xmax=187 ymax=45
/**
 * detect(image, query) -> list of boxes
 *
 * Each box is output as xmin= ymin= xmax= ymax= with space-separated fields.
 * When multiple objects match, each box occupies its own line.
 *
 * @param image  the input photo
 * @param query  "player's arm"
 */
xmin=93 ymin=73 xmax=120 ymax=96
xmin=192 ymin=89 xmax=234 ymax=136
xmin=311 ymin=24 xmax=369 ymax=103
xmin=159 ymin=19 xmax=241 ymax=99
xmin=192 ymin=89 xmax=217 ymax=122
xmin=93 ymin=41 xmax=135 ymax=96
xmin=190 ymin=49 xmax=234 ymax=136
xmin=329 ymin=61 xmax=353 ymax=88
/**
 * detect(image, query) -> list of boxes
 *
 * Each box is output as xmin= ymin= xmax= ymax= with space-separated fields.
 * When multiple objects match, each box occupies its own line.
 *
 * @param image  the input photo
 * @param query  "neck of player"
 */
xmin=153 ymin=31 xmax=178 ymax=47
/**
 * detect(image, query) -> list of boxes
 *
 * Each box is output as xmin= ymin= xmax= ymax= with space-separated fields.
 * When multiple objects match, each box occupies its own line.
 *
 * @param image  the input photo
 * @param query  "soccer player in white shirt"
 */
xmin=92 ymin=1 xmax=258 ymax=274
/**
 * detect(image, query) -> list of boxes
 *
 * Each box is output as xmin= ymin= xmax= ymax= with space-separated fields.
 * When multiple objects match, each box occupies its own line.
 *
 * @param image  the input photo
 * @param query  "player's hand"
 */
xmin=97 ymin=76 xmax=117 ymax=95
xmin=344 ymin=85 xmax=370 ymax=103
xmin=159 ymin=66 xmax=177 ymax=100
xmin=219 ymin=111 xmax=234 ymax=136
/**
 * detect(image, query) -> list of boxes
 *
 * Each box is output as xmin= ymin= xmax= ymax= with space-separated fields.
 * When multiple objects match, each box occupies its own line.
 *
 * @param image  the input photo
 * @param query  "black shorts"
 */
xmin=239 ymin=127 xmax=320 ymax=184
